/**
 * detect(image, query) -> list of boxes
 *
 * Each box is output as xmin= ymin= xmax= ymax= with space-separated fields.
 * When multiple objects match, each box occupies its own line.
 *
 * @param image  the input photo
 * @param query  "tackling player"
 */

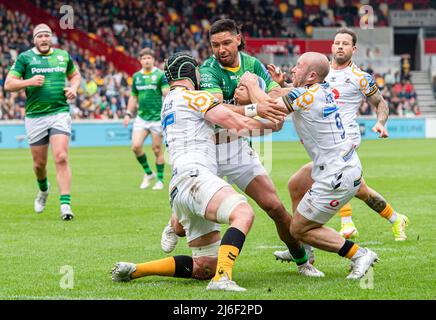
xmin=161 ymin=19 xmax=320 ymax=275
xmin=269 ymin=28 xmax=409 ymax=244
xmin=123 ymin=48 xmax=170 ymax=190
xmin=4 ymin=24 xmax=81 ymax=220
xmin=112 ymin=53 xmax=287 ymax=291
xmin=241 ymin=52 xmax=379 ymax=279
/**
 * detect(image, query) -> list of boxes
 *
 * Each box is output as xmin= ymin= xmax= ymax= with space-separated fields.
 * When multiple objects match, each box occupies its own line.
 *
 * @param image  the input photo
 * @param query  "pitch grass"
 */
xmin=0 ymin=139 xmax=435 ymax=300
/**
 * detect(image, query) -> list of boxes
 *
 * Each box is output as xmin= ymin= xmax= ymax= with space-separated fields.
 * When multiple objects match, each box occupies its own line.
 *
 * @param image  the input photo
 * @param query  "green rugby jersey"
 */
xmin=200 ymin=51 xmax=279 ymax=104
xmin=8 ymin=48 xmax=77 ymax=118
xmin=131 ymin=67 xmax=169 ymax=121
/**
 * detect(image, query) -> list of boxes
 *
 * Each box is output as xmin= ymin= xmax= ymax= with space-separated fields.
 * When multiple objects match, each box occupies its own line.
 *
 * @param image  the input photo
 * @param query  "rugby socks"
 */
xmin=288 ymin=245 xmax=308 ymax=266
xmin=339 ymin=203 xmax=353 ymax=224
xmin=379 ymin=203 xmax=398 ymax=224
xmin=156 ymin=163 xmax=165 ymax=182
xmin=37 ymin=178 xmax=49 ymax=192
xmin=338 ymin=240 xmax=367 ymax=260
xmin=136 ymin=153 xmax=153 ymax=175
xmin=132 ymin=256 xmax=193 ymax=279
xmin=60 ymin=194 xmax=71 ymax=206
xmin=213 ymin=227 xmax=245 ymax=281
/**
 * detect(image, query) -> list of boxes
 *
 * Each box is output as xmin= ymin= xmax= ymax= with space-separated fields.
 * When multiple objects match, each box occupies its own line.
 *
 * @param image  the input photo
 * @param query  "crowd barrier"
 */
xmin=0 ymin=117 xmax=433 ymax=149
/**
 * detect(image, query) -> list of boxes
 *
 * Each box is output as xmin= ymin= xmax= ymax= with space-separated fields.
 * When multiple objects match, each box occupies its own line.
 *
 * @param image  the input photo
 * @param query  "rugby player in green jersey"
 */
xmin=161 ymin=19 xmax=323 ymax=277
xmin=5 ymin=24 xmax=81 ymax=221
xmin=123 ymin=48 xmax=170 ymax=190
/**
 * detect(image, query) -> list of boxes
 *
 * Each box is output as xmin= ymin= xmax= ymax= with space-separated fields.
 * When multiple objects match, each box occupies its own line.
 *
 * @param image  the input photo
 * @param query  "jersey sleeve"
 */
xmin=358 ymin=72 xmax=379 ymax=97
xmin=66 ymin=54 xmax=77 ymax=76
xmin=282 ymin=87 xmax=310 ymax=113
xmin=131 ymin=74 xmax=138 ymax=96
xmin=8 ymin=54 xmax=26 ymax=78
xmin=253 ymin=59 xmax=280 ymax=93
xmin=199 ymin=66 xmax=223 ymax=95
xmin=183 ymin=91 xmax=221 ymax=118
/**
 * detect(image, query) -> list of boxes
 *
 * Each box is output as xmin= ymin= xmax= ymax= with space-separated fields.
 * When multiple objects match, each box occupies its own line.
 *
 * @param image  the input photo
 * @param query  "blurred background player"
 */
xmin=4 ymin=24 xmax=81 ymax=220
xmin=240 ymin=52 xmax=379 ymax=279
xmin=268 ymin=28 xmax=409 ymax=242
xmin=113 ymin=52 xmax=285 ymax=291
xmin=161 ymin=19 xmax=320 ymax=274
xmin=123 ymin=48 xmax=169 ymax=190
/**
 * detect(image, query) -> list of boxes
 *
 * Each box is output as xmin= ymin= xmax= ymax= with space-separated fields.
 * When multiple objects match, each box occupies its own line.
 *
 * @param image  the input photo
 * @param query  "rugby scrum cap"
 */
xmin=164 ymin=52 xmax=199 ymax=89
xmin=33 ymin=24 xmax=52 ymax=38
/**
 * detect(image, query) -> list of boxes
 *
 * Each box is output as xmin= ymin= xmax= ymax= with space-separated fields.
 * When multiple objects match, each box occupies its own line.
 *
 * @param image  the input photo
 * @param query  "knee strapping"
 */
xmin=216 ymin=194 xmax=247 ymax=224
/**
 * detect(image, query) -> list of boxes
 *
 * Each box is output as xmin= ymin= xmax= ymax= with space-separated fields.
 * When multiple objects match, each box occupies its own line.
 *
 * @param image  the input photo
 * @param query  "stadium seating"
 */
xmin=0 ymin=1 xmax=429 ymax=119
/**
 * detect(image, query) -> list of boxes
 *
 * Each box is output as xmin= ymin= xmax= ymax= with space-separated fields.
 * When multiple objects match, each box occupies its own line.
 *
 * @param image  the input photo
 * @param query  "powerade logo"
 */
xmin=136 ymin=85 xmax=157 ymax=90
xmin=31 ymin=66 xmax=67 ymax=74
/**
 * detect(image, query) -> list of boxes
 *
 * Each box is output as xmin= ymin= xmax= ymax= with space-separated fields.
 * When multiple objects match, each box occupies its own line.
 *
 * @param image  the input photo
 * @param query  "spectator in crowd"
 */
xmin=0 ymin=1 xmax=427 ymax=119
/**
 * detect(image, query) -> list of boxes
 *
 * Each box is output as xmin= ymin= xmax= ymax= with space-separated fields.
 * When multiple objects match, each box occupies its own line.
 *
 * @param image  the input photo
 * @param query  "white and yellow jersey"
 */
xmin=282 ymin=82 xmax=360 ymax=180
xmin=161 ymin=87 xmax=221 ymax=173
xmin=325 ymin=62 xmax=379 ymax=142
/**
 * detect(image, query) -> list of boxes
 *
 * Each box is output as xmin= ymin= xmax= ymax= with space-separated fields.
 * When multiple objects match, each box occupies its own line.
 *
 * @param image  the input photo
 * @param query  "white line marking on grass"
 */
xmin=358 ymin=241 xmax=384 ymax=246
xmin=256 ymin=245 xmax=286 ymax=249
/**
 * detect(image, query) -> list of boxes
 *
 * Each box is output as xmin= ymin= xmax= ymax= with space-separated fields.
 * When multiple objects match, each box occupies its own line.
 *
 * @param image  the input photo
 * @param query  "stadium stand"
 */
xmin=1 ymin=0 xmax=434 ymax=119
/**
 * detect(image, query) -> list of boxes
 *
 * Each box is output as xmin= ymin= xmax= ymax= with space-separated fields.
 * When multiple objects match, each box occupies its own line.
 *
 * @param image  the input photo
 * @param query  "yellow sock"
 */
xmin=132 ymin=257 xmax=175 ymax=279
xmin=379 ymin=203 xmax=394 ymax=220
xmin=339 ymin=203 xmax=353 ymax=218
xmin=213 ymin=244 xmax=240 ymax=281
xmin=345 ymin=243 xmax=360 ymax=259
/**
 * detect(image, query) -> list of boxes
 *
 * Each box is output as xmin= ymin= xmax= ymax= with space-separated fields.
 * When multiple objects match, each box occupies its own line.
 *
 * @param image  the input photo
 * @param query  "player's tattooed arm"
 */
xmin=363 ymin=191 xmax=387 ymax=213
xmin=367 ymin=90 xmax=389 ymax=138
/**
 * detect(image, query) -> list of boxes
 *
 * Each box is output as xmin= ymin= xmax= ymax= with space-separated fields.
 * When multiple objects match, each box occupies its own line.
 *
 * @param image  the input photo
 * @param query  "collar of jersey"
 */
xmin=142 ymin=67 xmax=156 ymax=75
xmin=216 ymin=52 xmax=241 ymax=73
xmin=330 ymin=60 xmax=353 ymax=71
xmin=32 ymin=47 xmax=54 ymax=56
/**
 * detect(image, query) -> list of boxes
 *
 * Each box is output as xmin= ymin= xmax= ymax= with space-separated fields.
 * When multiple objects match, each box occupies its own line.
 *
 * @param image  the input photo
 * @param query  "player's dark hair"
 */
xmin=139 ymin=48 xmax=155 ymax=58
xmin=335 ymin=27 xmax=357 ymax=46
xmin=209 ymin=19 xmax=245 ymax=51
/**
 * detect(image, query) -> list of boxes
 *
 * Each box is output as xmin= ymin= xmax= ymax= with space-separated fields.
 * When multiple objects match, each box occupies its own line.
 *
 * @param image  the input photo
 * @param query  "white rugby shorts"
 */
xmin=169 ymin=166 xmax=229 ymax=242
xmin=132 ymin=116 xmax=162 ymax=135
xmin=25 ymin=112 xmax=71 ymax=145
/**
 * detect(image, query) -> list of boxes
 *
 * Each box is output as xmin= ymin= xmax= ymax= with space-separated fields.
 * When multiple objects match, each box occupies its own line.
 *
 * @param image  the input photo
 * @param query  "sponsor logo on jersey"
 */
xmin=30 ymin=57 xmax=42 ymax=65
xmin=31 ymin=66 xmax=67 ymax=74
xmin=322 ymin=105 xmax=339 ymax=118
xmin=329 ymin=200 xmax=340 ymax=207
xmin=332 ymin=88 xmax=340 ymax=99
xmin=136 ymin=85 xmax=157 ymax=90
xmin=152 ymin=75 xmax=157 ymax=81
xmin=57 ymin=55 xmax=65 ymax=62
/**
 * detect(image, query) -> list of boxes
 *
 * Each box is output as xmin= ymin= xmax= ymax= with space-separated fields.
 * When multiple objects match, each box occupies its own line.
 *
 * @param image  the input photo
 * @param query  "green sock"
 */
xmin=60 ymin=194 xmax=71 ymax=206
xmin=37 ymin=178 xmax=48 ymax=192
xmin=156 ymin=163 xmax=164 ymax=182
xmin=288 ymin=245 xmax=308 ymax=266
xmin=136 ymin=154 xmax=153 ymax=175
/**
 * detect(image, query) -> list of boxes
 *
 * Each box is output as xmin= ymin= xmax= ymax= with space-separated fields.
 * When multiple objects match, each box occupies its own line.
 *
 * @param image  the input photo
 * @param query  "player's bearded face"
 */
xmin=34 ymin=33 xmax=52 ymax=54
xmin=210 ymin=32 xmax=241 ymax=67
xmin=332 ymin=34 xmax=355 ymax=65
